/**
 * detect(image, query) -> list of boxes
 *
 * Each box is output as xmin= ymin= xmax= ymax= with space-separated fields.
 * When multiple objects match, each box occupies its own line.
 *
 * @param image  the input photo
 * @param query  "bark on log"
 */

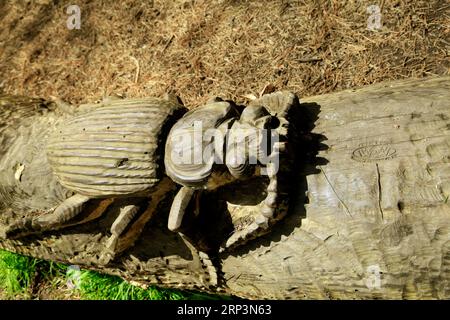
xmin=0 ymin=76 xmax=449 ymax=299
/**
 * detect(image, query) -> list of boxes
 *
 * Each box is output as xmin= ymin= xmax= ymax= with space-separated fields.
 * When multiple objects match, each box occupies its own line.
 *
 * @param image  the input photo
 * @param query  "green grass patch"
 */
xmin=0 ymin=249 xmax=66 ymax=298
xmin=77 ymin=270 xmax=186 ymax=300
xmin=75 ymin=270 xmax=228 ymax=300
xmin=0 ymin=249 xmax=36 ymax=297
xmin=0 ymin=249 xmax=228 ymax=300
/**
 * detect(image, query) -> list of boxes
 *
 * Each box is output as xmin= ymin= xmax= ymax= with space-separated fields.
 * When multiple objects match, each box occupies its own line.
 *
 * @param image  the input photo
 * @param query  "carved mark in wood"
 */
xmin=351 ymin=143 xmax=397 ymax=162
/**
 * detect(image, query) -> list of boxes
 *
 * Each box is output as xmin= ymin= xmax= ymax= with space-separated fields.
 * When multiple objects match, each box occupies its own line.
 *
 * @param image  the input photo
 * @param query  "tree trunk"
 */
xmin=0 ymin=76 xmax=449 ymax=299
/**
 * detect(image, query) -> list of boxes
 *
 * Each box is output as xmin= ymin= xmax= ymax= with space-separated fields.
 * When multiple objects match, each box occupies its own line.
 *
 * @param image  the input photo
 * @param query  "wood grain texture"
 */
xmin=0 ymin=77 xmax=449 ymax=299
xmin=220 ymin=76 xmax=450 ymax=299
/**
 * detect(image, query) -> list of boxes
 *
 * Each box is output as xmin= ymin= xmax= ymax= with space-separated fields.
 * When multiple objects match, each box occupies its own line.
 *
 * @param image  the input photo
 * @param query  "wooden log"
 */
xmin=0 ymin=76 xmax=449 ymax=299
xmin=221 ymin=76 xmax=450 ymax=299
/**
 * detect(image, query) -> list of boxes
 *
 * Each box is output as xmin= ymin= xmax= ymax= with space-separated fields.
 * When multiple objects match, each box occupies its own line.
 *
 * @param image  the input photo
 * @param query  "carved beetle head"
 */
xmin=164 ymin=99 xmax=239 ymax=190
xmin=164 ymin=100 xmax=278 ymax=190
xmin=226 ymin=105 xmax=278 ymax=179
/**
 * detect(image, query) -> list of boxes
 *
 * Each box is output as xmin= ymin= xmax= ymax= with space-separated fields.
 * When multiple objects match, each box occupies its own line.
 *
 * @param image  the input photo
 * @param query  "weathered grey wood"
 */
xmin=0 ymin=76 xmax=449 ymax=299
xmin=221 ymin=76 xmax=450 ymax=299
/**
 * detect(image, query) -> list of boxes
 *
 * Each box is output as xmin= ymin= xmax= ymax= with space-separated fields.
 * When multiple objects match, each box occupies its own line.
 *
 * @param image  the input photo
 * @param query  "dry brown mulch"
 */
xmin=0 ymin=0 xmax=448 ymax=108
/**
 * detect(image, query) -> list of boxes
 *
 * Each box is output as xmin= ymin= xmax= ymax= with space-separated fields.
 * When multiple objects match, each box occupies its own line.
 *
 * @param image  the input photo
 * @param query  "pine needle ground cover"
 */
xmin=0 ymin=1 xmax=447 ymax=106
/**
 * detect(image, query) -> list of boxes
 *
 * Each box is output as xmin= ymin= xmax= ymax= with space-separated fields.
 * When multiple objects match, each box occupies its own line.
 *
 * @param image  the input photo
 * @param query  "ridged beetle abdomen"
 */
xmin=46 ymin=98 xmax=185 ymax=198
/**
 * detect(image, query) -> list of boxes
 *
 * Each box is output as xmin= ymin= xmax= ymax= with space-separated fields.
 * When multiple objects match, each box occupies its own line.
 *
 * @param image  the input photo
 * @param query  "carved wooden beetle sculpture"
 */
xmin=165 ymin=92 xmax=296 ymax=250
xmin=5 ymin=92 xmax=298 ymax=263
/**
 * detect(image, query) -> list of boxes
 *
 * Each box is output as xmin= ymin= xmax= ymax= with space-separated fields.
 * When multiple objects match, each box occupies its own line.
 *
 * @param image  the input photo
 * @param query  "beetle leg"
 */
xmin=31 ymin=194 xmax=91 ymax=230
xmin=106 ymin=205 xmax=140 ymax=248
xmin=223 ymin=162 xmax=278 ymax=250
xmin=5 ymin=194 xmax=91 ymax=237
xmin=99 ymin=177 xmax=176 ymax=265
xmin=99 ymin=204 xmax=140 ymax=265
xmin=168 ymin=186 xmax=196 ymax=232
xmin=222 ymin=137 xmax=291 ymax=252
xmin=221 ymin=92 xmax=295 ymax=251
